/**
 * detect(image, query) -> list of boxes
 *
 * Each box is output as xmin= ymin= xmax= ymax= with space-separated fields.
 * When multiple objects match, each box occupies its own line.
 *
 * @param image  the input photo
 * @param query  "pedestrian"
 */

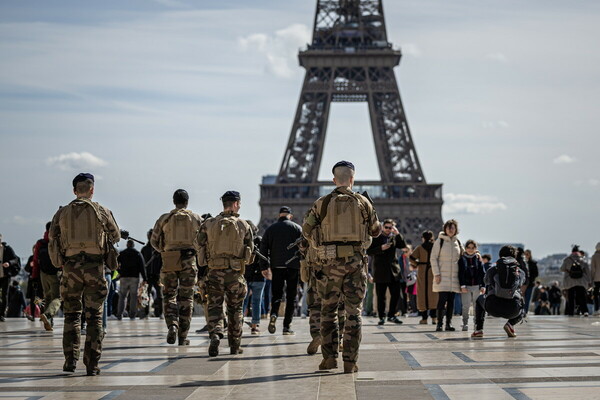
xmin=24 ymin=255 xmax=43 ymax=322
xmin=367 ymin=218 xmax=406 ymax=325
xmin=198 ymin=191 xmax=253 ymax=357
xmin=482 ymin=254 xmax=493 ymax=274
xmin=141 ymin=229 xmax=163 ymax=318
xmin=591 ymin=242 xmax=600 ymax=315
xmin=524 ymin=249 xmax=539 ymax=315
xmin=243 ymin=224 xmax=266 ymax=335
xmin=35 ymin=222 xmax=61 ymax=331
xmin=458 ymin=240 xmax=485 ymax=331
xmin=151 ymin=189 xmax=203 ymax=345
xmin=7 ymin=280 xmax=26 ymax=317
xmin=48 ymin=172 xmax=122 ymax=375
xmin=560 ymin=245 xmax=590 ymax=316
xmin=549 ymin=281 xmax=562 ymax=315
xmin=410 ymin=230 xmax=438 ymax=324
xmin=471 ymin=245 xmax=526 ymax=338
xmin=261 ymin=206 xmax=302 ymax=335
xmin=431 ymin=219 xmax=464 ymax=332
xmin=0 ymin=234 xmax=22 ymax=322
xmin=115 ymin=240 xmax=146 ymax=320
xmin=302 ymin=160 xmax=381 ymax=373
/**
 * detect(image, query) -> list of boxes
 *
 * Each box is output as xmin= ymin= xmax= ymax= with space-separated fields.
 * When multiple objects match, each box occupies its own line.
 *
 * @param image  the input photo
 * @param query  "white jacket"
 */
xmin=431 ymin=232 xmax=464 ymax=293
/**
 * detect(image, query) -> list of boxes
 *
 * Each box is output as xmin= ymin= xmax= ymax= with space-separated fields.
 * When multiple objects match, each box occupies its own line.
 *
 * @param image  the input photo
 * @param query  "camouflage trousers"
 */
xmin=316 ymin=254 xmax=366 ymax=363
xmin=160 ymin=256 xmax=198 ymax=340
xmin=60 ymin=258 xmax=108 ymax=370
xmin=206 ymin=267 xmax=247 ymax=347
xmin=306 ymin=266 xmax=345 ymax=341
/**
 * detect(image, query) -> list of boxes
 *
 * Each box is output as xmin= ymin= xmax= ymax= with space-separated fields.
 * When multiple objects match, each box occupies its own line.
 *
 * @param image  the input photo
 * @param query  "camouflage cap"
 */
xmin=332 ymin=160 xmax=355 ymax=173
xmin=221 ymin=191 xmax=241 ymax=202
xmin=72 ymin=173 xmax=94 ymax=188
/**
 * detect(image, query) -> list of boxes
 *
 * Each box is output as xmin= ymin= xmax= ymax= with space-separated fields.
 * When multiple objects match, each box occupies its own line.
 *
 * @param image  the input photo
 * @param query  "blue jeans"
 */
xmin=102 ymin=272 xmax=112 ymax=330
xmin=262 ymin=279 xmax=272 ymax=316
xmin=243 ymin=281 xmax=266 ymax=325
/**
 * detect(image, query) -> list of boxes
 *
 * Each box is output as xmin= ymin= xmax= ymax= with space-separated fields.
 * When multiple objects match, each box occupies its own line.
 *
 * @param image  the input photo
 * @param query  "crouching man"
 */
xmin=471 ymin=245 xmax=525 ymax=338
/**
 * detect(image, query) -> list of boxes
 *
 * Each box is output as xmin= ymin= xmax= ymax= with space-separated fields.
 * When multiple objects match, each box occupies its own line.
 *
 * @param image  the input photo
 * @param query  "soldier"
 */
xmin=151 ymin=189 xmax=203 ymax=346
xmin=48 ymin=173 xmax=122 ymax=375
xmin=197 ymin=191 xmax=253 ymax=357
xmin=302 ymin=161 xmax=380 ymax=373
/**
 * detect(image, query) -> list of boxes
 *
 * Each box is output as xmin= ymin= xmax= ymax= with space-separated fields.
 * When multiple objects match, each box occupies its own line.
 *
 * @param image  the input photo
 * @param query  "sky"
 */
xmin=1 ymin=0 xmax=599 ymax=261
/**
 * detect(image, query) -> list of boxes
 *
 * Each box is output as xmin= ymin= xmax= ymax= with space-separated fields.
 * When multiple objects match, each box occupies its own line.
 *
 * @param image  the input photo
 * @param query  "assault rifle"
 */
xmin=120 ymin=230 xmax=145 ymax=246
xmin=253 ymin=248 xmax=270 ymax=264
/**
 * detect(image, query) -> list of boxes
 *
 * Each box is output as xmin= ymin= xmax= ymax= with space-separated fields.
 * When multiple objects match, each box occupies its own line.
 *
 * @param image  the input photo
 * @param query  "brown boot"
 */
xmin=307 ymin=336 xmax=321 ymax=355
xmin=230 ymin=347 xmax=244 ymax=355
xmin=318 ymin=357 xmax=338 ymax=370
xmin=343 ymin=362 xmax=358 ymax=373
xmin=40 ymin=314 xmax=53 ymax=332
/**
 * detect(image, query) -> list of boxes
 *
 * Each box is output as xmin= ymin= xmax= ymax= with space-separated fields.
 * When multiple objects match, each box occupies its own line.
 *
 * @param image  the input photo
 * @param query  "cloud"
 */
xmin=239 ymin=24 xmax=311 ymax=78
xmin=11 ymin=215 xmax=46 ymax=226
xmin=444 ymin=193 xmax=507 ymax=215
xmin=151 ymin=0 xmax=188 ymax=7
xmin=46 ymin=152 xmax=107 ymax=171
xmin=589 ymin=179 xmax=600 ymax=186
xmin=401 ymin=43 xmax=422 ymax=58
xmin=553 ymin=154 xmax=576 ymax=164
xmin=486 ymin=52 xmax=508 ymax=63
xmin=482 ymin=120 xmax=509 ymax=129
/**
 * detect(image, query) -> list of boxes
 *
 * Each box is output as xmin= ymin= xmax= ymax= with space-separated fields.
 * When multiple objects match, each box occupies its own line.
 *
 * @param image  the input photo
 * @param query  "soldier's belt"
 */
xmin=317 ymin=244 xmax=363 ymax=260
xmin=65 ymin=252 xmax=103 ymax=265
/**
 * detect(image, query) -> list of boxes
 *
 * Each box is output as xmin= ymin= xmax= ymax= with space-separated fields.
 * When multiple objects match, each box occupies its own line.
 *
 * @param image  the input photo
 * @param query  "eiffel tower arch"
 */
xmin=259 ymin=0 xmax=443 ymax=244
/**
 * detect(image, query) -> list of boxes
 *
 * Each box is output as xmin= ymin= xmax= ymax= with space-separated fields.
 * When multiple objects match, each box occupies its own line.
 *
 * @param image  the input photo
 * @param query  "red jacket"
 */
xmin=31 ymin=231 xmax=49 ymax=279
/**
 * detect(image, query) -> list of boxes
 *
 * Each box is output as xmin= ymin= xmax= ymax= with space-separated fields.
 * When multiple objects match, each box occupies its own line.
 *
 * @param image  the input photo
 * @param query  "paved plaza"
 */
xmin=1 ymin=315 xmax=600 ymax=399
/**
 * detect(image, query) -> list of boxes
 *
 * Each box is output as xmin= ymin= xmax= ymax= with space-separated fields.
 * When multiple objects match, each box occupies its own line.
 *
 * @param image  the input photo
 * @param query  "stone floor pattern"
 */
xmin=1 ymin=315 xmax=600 ymax=399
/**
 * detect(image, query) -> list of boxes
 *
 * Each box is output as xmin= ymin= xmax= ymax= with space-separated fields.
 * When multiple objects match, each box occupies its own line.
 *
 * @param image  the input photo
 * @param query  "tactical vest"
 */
xmin=162 ymin=209 xmax=198 ymax=251
xmin=59 ymin=199 xmax=105 ymax=257
xmin=319 ymin=191 xmax=369 ymax=244
xmin=204 ymin=214 xmax=250 ymax=269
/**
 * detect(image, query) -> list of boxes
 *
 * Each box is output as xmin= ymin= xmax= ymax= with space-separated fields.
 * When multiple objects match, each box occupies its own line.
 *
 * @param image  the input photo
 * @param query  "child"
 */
xmin=471 ymin=245 xmax=526 ymax=338
xmin=458 ymin=240 xmax=485 ymax=331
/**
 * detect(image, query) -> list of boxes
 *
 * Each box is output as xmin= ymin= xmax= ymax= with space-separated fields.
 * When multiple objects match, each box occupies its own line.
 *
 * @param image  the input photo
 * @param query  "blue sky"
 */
xmin=1 ymin=0 xmax=599 ymax=261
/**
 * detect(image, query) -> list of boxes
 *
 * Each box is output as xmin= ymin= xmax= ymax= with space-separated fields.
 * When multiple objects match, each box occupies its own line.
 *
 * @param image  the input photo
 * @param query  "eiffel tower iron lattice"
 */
xmin=259 ymin=0 xmax=443 ymax=244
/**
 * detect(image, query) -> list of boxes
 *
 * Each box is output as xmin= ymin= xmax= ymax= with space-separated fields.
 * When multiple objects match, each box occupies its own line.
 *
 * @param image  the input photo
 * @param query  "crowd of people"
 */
xmin=1 ymin=165 xmax=599 ymax=375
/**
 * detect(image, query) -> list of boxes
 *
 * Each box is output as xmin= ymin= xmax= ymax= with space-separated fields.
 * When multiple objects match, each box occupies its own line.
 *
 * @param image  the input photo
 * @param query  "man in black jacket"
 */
xmin=141 ymin=230 xmax=163 ymax=318
xmin=116 ymin=240 xmax=146 ymax=320
xmin=366 ymin=219 xmax=406 ymax=325
xmin=0 ymin=234 xmax=21 ymax=322
xmin=261 ymin=206 xmax=302 ymax=335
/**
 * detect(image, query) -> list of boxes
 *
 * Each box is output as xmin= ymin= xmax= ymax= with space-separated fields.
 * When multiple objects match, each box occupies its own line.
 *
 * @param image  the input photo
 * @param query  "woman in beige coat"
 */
xmin=410 ymin=230 xmax=438 ymax=325
xmin=431 ymin=220 xmax=464 ymax=332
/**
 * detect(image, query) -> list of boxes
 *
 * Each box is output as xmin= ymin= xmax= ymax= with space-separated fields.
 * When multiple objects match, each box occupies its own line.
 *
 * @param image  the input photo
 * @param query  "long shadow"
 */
xmin=177 ymin=371 xmax=341 ymax=387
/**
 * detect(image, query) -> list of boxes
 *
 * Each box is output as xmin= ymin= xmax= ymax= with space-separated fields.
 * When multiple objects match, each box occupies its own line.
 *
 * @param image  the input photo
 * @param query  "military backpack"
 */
xmin=162 ymin=209 xmax=198 ymax=251
xmin=205 ymin=215 xmax=251 ymax=269
xmin=319 ymin=191 xmax=369 ymax=244
xmin=58 ymin=199 xmax=105 ymax=257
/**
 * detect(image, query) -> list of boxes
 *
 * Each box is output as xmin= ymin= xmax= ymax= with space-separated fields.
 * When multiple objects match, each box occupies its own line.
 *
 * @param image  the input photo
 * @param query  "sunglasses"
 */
xmin=383 ymin=226 xmax=393 ymax=229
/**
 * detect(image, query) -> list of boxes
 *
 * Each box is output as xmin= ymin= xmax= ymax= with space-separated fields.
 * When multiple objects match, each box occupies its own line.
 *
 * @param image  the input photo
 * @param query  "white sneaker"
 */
xmin=584 ymin=312 xmax=589 ymax=317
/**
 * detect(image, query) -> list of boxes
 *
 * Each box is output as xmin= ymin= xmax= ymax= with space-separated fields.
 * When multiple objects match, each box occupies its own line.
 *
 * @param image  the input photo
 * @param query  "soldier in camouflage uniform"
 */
xmin=303 ymin=245 xmax=346 ymax=355
xmin=197 ymin=191 xmax=253 ymax=357
xmin=151 ymin=189 xmax=203 ymax=346
xmin=303 ymin=161 xmax=380 ymax=373
xmin=49 ymin=173 xmax=122 ymax=376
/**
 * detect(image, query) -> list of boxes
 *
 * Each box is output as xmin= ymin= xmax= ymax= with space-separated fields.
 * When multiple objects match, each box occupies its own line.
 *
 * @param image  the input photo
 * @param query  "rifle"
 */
xmin=287 ymin=236 xmax=304 ymax=250
xmin=120 ymin=230 xmax=145 ymax=246
xmin=253 ymin=248 xmax=270 ymax=264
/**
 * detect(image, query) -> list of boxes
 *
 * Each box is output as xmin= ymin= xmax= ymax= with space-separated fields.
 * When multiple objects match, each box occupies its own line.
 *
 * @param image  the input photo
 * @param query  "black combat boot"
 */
xmin=445 ymin=309 xmax=455 ymax=331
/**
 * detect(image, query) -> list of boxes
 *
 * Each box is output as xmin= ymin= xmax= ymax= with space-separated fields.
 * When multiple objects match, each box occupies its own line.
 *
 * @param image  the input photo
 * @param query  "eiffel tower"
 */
xmin=259 ymin=0 xmax=443 ymax=244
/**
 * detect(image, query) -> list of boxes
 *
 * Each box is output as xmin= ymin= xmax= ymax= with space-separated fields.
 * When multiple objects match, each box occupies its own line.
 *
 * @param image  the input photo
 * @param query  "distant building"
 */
xmin=479 ymin=243 xmax=525 ymax=260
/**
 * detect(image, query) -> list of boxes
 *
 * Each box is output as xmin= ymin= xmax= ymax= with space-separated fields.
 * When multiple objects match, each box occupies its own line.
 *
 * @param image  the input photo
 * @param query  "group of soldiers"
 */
xmin=48 ymin=160 xmax=380 ymax=375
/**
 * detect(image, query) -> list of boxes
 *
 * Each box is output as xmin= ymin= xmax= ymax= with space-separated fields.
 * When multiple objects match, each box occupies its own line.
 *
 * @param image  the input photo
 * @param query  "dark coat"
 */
xmin=260 ymin=217 xmax=302 ymax=270
xmin=141 ymin=244 xmax=162 ymax=277
xmin=0 ymin=242 xmax=20 ymax=278
xmin=410 ymin=241 xmax=438 ymax=311
xmin=245 ymin=236 xmax=266 ymax=282
xmin=458 ymin=254 xmax=485 ymax=288
xmin=527 ymin=259 xmax=539 ymax=287
xmin=367 ymin=233 xmax=407 ymax=283
xmin=117 ymin=247 xmax=147 ymax=280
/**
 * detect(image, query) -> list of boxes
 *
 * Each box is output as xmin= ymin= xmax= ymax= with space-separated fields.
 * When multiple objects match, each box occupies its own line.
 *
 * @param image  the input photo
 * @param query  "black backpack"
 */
xmin=38 ymin=240 xmax=57 ymax=275
xmin=569 ymin=261 xmax=583 ymax=279
xmin=494 ymin=258 xmax=521 ymax=299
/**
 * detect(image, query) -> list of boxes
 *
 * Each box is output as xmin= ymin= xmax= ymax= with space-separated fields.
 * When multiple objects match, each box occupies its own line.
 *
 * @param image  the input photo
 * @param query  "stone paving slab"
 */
xmin=1 ymin=315 xmax=600 ymax=399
